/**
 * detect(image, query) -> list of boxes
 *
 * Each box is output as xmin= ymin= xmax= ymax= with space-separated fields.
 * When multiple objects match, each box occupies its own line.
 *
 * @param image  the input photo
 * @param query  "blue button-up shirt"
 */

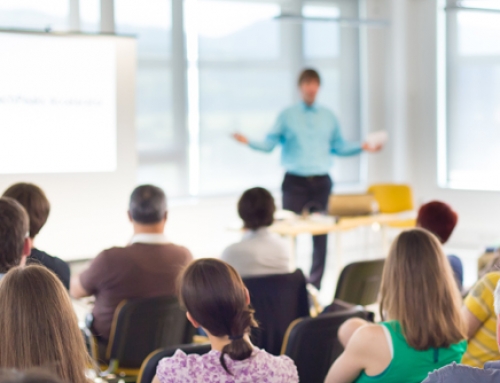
xmin=248 ymin=102 xmax=362 ymax=177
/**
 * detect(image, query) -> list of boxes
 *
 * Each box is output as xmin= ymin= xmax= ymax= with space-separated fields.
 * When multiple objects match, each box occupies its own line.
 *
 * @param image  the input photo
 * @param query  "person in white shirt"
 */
xmin=222 ymin=187 xmax=292 ymax=277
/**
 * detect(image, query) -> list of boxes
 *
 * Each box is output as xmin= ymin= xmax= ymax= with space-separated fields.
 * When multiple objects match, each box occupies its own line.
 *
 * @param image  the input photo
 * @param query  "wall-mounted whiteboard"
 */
xmin=0 ymin=31 xmax=137 ymax=260
xmin=0 ymin=33 xmax=117 ymax=173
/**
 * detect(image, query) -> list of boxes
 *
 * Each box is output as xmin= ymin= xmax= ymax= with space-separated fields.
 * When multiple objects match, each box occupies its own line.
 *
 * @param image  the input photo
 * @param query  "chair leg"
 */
xmin=100 ymin=359 xmax=119 ymax=377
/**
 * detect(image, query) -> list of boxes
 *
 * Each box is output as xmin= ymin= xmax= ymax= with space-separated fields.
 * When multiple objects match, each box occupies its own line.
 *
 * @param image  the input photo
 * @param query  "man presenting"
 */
xmin=233 ymin=69 xmax=381 ymax=289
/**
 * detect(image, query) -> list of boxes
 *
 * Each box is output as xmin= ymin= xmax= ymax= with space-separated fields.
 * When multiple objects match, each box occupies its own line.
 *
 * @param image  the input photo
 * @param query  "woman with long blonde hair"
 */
xmin=325 ymin=228 xmax=467 ymax=383
xmin=0 ymin=265 xmax=92 ymax=383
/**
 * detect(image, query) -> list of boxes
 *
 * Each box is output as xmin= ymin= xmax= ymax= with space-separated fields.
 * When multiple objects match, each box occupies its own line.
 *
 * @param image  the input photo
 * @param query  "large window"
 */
xmin=184 ymin=0 xmax=363 ymax=196
xmin=0 ymin=0 xmax=68 ymax=31
xmin=442 ymin=0 xmax=500 ymax=190
xmin=79 ymin=0 xmax=100 ymax=33
xmin=114 ymin=0 xmax=185 ymax=196
xmin=188 ymin=0 xmax=287 ymax=195
xmin=2 ymin=0 xmax=364 ymax=198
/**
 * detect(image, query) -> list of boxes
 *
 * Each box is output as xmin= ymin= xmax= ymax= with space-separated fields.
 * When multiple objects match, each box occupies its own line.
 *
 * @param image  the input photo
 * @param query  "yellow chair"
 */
xmin=367 ymin=184 xmax=416 ymax=228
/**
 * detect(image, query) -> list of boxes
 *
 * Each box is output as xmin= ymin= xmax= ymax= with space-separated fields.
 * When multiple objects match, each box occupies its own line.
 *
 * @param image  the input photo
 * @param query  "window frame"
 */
xmin=438 ymin=0 xmax=500 ymax=191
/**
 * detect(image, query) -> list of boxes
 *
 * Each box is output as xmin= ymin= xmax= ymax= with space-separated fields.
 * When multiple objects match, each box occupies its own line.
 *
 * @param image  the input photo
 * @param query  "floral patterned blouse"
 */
xmin=156 ymin=347 xmax=299 ymax=383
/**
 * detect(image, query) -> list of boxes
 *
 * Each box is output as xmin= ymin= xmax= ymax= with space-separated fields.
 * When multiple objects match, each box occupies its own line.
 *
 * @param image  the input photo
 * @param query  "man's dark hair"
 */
xmin=3 ymin=183 xmax=50 ymax=239
xmin=298 ymin=68 xmax=321 ymax=85
xmin=129 ymin=185 xmax=167 ymax=224
xmin=238 ymin=187 xmax=275 ymax=230
xmin=0 ymin=197 xmax=29 ymax=273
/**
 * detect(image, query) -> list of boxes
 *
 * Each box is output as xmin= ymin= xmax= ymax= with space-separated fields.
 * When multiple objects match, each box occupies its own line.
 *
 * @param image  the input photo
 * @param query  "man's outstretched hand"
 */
xmin=233 ymin=133 xmax=249 ymax=145
xmin=362 ymin=142 xmax=383 ymax=153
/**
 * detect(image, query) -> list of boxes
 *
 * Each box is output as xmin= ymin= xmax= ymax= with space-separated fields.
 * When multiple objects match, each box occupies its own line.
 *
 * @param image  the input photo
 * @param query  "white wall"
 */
xmin=365 ymin=0 xmax=500 ymax=248
xmin=408 ymin=0 xmax=500 ymax=247
xmin=0 ymin=35 xmax=138 ymax=260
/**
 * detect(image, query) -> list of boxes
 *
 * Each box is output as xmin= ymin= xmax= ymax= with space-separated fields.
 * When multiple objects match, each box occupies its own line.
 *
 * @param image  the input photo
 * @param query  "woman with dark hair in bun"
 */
xmin=153 ymin=258 xmax=298 ymax=383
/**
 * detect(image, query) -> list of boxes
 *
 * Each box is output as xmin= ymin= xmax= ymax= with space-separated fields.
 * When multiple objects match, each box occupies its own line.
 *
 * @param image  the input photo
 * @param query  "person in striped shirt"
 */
xmin=462 ymin=272 xmax=500 ymax=367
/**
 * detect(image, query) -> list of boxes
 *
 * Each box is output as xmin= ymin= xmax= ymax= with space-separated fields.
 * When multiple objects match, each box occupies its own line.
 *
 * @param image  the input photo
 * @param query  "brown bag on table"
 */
xmin=328 ymin=194 xmax=379 ymax=217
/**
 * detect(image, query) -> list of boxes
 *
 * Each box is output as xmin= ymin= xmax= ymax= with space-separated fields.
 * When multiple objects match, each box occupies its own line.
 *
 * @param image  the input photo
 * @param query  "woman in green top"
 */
xmin=325 ymin=229 xmax=467 ymax=383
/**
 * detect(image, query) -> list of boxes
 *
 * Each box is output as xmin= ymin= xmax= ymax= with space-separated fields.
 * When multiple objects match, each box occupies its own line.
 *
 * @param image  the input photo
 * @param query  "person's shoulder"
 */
xmin=96 ymin=246 xmax=129 ymax=259
xmin=221 ymin=241 xmax=243 ymax=259
xmin=467 ymin=272 xmax=500 ymax=300
xmin=484 ymin=271 xmax=500 ymax=285
xmin=163 ymin=242 xmax=193 ymax=260
xmin=282 ymin=104 xmax=300 ymax=114
xmin=156 ymin=350 xmax=216 ymax=382
xmin=266 ymin=231 xmax=291 ymax=248
xmin=156 ymin=350 xmax=189 ymax=380
xmin=423 ymin=362 xmax=479 ymax=383
xmin=347 ymin=323 xmax=387 ymax=355
xmin=314 ymin=104 xmax=335 ymax=115
xmin=158 ymin=349 xmax=189 ymax=365
xmin=31 ymin=248 xmax=67 ymax=264
xmin=253 ymin=349 xmax=299 ymax=381
xmin=353 ymin=323 xmax=386 ymax=341
xmin=29 ymin=248 xmax=70 ymax=286
xmin=84 ymin=246 xmax=133 ymax=270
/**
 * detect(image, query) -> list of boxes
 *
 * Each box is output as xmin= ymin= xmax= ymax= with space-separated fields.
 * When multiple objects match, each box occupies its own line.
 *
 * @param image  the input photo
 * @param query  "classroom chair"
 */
xmin=281 ymin=307 xmax=373 ymax=383
xmin=137 ymin=343 xmax=212 ymax=383
xmin=91 ymin=296 xmax=195 ymax=378
xmin=334 ymin=259 xmax=385 ymax=306
xmin=243 ymin=269 xmax=310 ymax=355
xmin=368 ymin=183 xmax=416 ymax=228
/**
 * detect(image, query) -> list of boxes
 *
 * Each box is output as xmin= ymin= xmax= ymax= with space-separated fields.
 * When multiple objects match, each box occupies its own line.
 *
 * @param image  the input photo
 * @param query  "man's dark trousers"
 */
xmin=282 ymin=172 xmax=333 ymax=289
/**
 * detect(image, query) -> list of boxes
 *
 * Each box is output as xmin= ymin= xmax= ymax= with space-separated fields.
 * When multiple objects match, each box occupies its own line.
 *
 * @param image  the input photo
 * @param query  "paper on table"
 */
xmin=365 ymin=130 xmax=388 ymax=148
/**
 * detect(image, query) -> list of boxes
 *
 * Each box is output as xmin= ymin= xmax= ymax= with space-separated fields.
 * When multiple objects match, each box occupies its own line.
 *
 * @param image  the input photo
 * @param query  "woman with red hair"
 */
xmin=417 ymin=200 xmax=463 ymax=290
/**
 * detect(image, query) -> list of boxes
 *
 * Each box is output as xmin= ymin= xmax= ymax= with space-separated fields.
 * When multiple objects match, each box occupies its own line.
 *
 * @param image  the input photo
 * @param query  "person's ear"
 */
xmin=186 ymin=312 xmax=200 ymax=328
xmin=127 ymin=211 xmax=133 ymax=223
xmin=244 ymin=287 xmax=251 ymax=306
xmin=163 ymin=211 xmax=168 ymax=223
xmin=22 ymin=237 xmax=31 ymax=257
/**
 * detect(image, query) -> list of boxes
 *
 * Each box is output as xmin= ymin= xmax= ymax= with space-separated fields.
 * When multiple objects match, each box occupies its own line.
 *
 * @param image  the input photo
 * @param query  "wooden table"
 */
xmin=269 ymin=212 xmax=416 ymax=272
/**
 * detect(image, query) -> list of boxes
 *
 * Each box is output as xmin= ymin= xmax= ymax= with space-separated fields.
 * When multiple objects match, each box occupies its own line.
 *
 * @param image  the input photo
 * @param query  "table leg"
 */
xmin=381 ymin=225 xmax=389 ymax=254
xmin=335 ymin=231 xmax=343 ymax=278
xmin=289 ymin=235 xmax=297 ymax=271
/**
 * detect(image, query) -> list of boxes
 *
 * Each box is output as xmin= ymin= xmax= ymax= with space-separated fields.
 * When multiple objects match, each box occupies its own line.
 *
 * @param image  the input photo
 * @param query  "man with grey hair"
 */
xmin=423 ymin=279 xmax=500 ymax=382
xmin=70 ymin=185 xmax=192 ymax=349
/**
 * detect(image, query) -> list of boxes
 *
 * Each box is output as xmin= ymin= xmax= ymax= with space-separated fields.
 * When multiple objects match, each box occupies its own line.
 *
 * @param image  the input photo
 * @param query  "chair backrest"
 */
xmin=334 ymin=259 xmax=385 ymax=306
xmin=243 ymin=269 xmax=310 ymax=355
xmin=106 ymin=296 xmax=195 ymax=368
xmin=137 ymin=343 xmax=212 ymax=383
xmin=368 ymin=184 xmax=414 ymax=213
xmin=282 ymin=308 xmax=373 ymax=383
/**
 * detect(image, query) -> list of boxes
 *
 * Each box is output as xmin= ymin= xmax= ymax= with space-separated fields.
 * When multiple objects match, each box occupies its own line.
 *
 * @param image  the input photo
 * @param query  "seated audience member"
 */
xmin=3 ymin=183 xmax=70 ymax=289
xmin=221 ymin=187 xmax=292 ymax=277
xmin=423 ymin=280 xmax=500 ymax=382
xmin=460 ymin=271 xmax=500 ymax=368
xmin=324 ymin=229 xmax=467 ymax=383
xmin=70 ymin=184 xmax=193 ymax=347
xmin=153 ymin=258 xmax=298 ymax=383
xmin=0 ymin=197 xmax=30 ymax=278
xmin=0 ymin=265 xmax=91 ymax=383
xmin=417 ymin=201 xmax=463 ymax=290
